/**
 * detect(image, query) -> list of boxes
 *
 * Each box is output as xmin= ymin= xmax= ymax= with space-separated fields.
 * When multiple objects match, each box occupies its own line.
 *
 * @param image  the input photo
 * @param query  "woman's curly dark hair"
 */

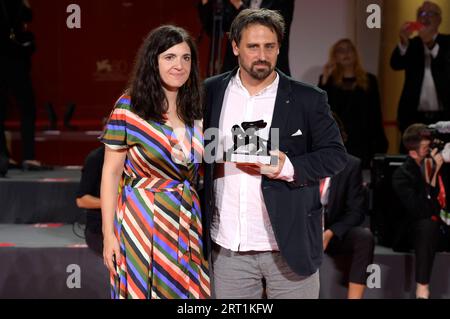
xmin=128 ymin=25 xmax=202 ymax=126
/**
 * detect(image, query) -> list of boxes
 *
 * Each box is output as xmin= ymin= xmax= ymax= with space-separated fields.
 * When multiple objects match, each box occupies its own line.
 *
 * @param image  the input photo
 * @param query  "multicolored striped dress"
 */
xmin=101 ymin=95 xmax=210 ymax=299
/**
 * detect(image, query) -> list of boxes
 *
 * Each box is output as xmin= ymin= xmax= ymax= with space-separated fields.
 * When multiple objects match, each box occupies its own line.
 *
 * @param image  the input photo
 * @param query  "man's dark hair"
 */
xmin=402 ymin=123 xmax=429 ymax=151
xmin=229 ymin=9 xmax=285 ymax=46
xmin=128 ymin=25 xmax=202 ymax=126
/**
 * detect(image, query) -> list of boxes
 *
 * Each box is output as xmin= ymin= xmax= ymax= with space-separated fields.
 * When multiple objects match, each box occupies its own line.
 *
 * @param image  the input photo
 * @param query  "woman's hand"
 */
xmin=321 ymin=61 xmax=335 ymax=85
xmin=229 ymin=0 xmax=243 ymax=10
xmin=103 ymin=233 xmax=121 ymax=275
xmin=323 ymin=229 xmax=334 ymax=251
xmin=399 ymin=22 xmax=413 ymax=47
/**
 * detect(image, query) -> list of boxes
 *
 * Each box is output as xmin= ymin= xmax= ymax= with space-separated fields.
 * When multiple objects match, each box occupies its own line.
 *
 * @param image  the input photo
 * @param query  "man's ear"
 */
xmin=409 ymin=150 xmax=418 ymax=160
xmin=232 ymin=40 xmax=239 ymax=56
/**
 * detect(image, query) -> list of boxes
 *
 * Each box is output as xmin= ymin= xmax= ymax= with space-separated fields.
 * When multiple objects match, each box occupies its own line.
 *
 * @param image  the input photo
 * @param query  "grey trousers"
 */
xmin=212 ymin=244 xmax=320 ymax=299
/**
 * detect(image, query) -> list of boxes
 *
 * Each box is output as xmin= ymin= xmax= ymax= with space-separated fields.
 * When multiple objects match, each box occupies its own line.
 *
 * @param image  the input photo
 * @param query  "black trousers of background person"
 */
xmin=84 ymin=211 xmax=103 ymax=256
xmin=408 ymin=219 xmax=446 ymax=284
xmin=0 ymin=56 xmax=36 ymax=161
xmin=325 ymin=227 xmax=375 ymax=285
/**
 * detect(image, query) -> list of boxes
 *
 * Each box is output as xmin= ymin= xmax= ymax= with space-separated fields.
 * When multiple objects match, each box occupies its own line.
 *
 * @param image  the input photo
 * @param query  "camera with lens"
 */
xmin=431 ymin=140 xmax=446 ymax=152
xmin=423 ymin=121 xmax=450 ymax=162
xmin=428 ymin=133 xmax=447 ymax=152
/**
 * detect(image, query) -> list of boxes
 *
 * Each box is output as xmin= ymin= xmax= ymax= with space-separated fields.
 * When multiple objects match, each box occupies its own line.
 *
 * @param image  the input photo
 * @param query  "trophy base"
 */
xmin=229 ymin=153 xmax=272 ymax=165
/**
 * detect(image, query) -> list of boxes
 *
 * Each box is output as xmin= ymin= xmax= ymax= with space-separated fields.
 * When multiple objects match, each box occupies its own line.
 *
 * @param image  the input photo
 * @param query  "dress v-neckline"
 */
xmin=159 ymin=121 xmax=193 ymax=166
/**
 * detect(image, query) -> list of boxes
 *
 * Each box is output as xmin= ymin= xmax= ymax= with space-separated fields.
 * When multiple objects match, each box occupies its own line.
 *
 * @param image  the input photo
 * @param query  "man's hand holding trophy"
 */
xmin=224 ymin=120 xmax=286 ymax=178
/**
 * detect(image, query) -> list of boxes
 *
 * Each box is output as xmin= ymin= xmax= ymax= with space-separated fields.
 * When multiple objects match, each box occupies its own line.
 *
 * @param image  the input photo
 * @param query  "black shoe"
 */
xmin=0 ymin=155 xmax=8 ymax=177
xmin=8 ymin=161 xmax=22 ymax=169
xmin=22 ymin=161 xmax=54 ymax=171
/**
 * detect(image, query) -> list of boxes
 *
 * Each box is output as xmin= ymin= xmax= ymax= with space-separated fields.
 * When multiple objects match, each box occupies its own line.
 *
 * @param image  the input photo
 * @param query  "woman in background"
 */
xmin=319 ymin=38 xmax=388 ymax=168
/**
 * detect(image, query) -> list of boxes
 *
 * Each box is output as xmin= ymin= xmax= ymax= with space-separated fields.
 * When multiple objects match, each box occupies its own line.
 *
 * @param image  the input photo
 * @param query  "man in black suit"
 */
xmin=321 ymin=114 xmax=375 ymax=299
xmin=392 ymin=123 xmax=449 ymax=299
xmin=390 ymin=1 xmax=450 ymax=135
xmin=198 ymin=0 xmax=294 ymax=75
xmin=202 ymin=9 xmax=346 ymax=299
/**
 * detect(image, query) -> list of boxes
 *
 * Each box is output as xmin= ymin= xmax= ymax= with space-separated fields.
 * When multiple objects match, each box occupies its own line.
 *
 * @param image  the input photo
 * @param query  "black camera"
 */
xmin=418 ymin=122 xmax=450 ymax=162
xmin=422 ymin=129 xmax=447 ymax=151
xmin=430 ymin=137 xmax=447 ymax=152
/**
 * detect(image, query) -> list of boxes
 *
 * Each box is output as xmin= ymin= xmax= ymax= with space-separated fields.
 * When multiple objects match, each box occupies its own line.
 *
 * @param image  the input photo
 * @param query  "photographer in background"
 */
xmin=392 ymin=123 xmax=450 ymax=299
xmin=390 ymin=1 xmax=450 ymax=136
xmin=319 ymin=38 xmax=388 ymax=169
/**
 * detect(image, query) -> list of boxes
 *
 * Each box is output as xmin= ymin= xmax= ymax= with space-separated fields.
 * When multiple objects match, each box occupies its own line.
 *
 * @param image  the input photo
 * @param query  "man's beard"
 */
xmin=242 ymin=60 xmax=274 ymax=80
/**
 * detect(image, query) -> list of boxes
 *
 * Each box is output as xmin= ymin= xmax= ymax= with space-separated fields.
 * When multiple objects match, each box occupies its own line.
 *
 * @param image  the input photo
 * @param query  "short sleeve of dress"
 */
xmin=99 ymin=95 xmax=132 ymax=150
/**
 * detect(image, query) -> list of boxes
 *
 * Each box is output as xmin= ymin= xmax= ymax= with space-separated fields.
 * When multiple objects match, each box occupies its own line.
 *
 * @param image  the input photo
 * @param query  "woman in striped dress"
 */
xmin=100 ymin=25 xmax=210 ymax=299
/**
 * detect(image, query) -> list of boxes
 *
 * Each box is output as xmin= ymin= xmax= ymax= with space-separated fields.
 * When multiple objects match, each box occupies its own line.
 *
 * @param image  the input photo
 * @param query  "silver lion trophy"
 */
xmin=224 ymin=120 xmax=278 ymax=165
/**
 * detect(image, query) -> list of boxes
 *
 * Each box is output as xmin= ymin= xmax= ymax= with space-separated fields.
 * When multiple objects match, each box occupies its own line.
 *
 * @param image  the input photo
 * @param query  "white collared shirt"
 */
xmin=398 ymin=34 xmax=441 ymax=112
xmin=211 ymin=70 xmax=293 ymax=252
